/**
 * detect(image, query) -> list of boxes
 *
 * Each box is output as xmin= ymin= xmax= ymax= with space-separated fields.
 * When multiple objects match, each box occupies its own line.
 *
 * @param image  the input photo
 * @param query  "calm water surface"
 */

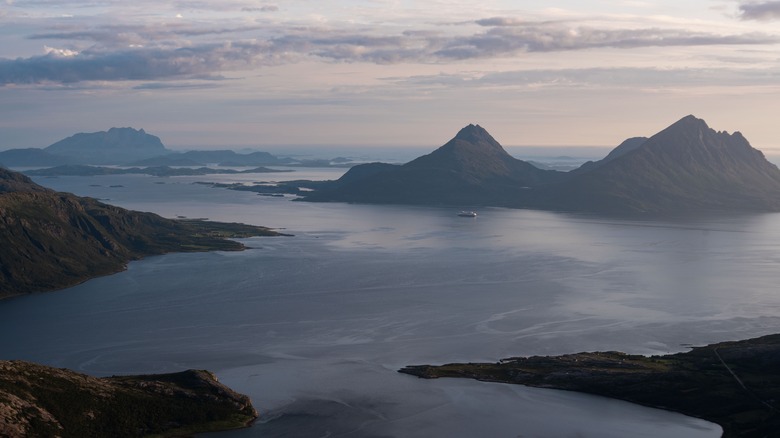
xmin=5 ymin=168 xmax=780 ymax=436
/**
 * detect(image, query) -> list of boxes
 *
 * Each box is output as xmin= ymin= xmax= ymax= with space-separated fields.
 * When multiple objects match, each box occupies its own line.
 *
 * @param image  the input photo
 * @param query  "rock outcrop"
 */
xmin=0 ymin=360 xmax=257 ymax=438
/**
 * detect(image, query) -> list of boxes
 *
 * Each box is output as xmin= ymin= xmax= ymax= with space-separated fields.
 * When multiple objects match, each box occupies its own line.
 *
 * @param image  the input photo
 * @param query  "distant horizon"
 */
xmin=4 ymin=116 xmax=780 ymax=153
xmin=5 ymin=138 xmax=780 ymax=163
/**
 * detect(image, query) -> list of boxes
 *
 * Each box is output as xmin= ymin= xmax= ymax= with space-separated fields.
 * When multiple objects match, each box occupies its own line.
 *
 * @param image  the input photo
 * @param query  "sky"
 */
xmin=1 ymin=0 xmax=780 ymax=151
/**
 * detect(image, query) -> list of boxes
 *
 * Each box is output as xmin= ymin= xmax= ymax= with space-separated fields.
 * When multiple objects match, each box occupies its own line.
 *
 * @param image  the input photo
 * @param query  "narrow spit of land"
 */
xmin=400 ymin=334 xmax=780 ymax=438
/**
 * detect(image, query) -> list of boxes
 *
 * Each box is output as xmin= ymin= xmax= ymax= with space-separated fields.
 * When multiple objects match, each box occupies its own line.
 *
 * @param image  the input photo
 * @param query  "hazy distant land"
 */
xmin=0 ymin=127 xmax=358 ymax=169
xmin=24 ymin=164 xmax=292 ymax=177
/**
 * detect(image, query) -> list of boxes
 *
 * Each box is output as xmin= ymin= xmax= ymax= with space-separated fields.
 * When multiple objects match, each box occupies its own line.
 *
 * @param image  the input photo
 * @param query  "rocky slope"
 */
xmin=303 ymin=116 xmax=780 ymax=214
xmin=0 ymin=360 xmax=257 ymax=438
xmin=401 ymin=333 xmax=780 ymax=438
xmin=550 ymin=116 xmax=780 ymax=213
xmin=0 ymin=167 xmax=283 ymax=298
xmin=305 ymin=124 xmax=564 ymax=206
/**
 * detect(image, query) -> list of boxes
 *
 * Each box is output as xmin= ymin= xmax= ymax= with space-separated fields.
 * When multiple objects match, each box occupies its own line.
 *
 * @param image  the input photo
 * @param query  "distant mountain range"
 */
xmin=45 ymin=127 xmax=168 ymax=164
xmin=0 ymin=167 xmax=283 ymax=298
xmin=24 ymin=164 xmax=290 ymax=177
xmin=0 ymin=127 xmax=168 ymax=166
xmin=304 ymin=116 xmax=780 ymax=214
xmin=0 ymin=127 xmax=350 ymax=168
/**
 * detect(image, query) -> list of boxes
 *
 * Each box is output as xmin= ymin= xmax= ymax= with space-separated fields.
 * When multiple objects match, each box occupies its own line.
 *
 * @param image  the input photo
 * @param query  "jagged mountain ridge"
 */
xmin=305 ymin=116 xmax=780 ymax=213
xmin=552 ymin=115 xmax=780 ymax=212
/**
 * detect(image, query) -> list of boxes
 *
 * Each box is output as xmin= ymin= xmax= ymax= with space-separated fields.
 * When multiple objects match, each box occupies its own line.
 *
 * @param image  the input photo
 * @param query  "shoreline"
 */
xmin=400 ymin=333 xmax=780 ymax=437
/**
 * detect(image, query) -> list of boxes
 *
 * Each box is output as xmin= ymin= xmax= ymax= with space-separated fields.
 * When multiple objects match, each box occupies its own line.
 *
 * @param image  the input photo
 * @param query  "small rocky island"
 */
xmin=400 ymin=334 xmax=780 ymax=437
xmin=0 ymin=360 xmax=257 ymax=437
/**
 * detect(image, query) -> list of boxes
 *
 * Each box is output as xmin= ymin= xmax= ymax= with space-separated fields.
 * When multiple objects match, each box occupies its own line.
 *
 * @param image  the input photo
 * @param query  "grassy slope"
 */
xmin=0 ymin=360 xmax=257 ymax=438
xmin=0 ymin=168 xmax=285 ymax=298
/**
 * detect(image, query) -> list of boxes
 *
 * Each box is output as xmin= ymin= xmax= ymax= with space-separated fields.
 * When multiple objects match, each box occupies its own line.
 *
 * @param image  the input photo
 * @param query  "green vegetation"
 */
xmin=400 ymin=334 xmax=780 ymax=437
xmin=0 ymin=167 xmax=288 ymax=298
xmin=0 ymin=361 xmax=257 ymax=438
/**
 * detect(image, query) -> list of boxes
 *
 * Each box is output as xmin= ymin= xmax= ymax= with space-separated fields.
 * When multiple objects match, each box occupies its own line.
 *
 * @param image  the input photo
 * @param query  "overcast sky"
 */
xmin=2 ymin=0 xmax=780 ymax=151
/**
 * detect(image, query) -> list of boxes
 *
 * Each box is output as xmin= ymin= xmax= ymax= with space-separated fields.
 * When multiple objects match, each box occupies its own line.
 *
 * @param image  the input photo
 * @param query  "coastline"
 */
xmin=400 ymin=334 xmax=780 ymax=437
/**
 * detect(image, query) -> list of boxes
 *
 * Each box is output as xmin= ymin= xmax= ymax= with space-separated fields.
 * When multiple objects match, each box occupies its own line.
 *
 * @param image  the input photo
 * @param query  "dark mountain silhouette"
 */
xmin=0 ymin=148 xmax=74 ymax=167
xmin=333 ymin=162 xmax=399 ymax=186
xmin=306 ymin=124 xmax=564 ymax=205
xmin=571 ymin=136 xmax=647 ymax=174
xmin=43 ymin=127 xmax=169 ymax=164
xmin=304 ymin=116 xmax=780 ymax=214
xmin=548 ymin=115 xmax=780 ymax=213
xmin=0 ymin=168 xmax=282 ymax=298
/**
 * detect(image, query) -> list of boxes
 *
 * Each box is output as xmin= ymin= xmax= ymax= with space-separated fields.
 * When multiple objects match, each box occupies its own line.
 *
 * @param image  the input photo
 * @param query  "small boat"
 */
xmin=457 ymin=211 xmax=477 ymax=217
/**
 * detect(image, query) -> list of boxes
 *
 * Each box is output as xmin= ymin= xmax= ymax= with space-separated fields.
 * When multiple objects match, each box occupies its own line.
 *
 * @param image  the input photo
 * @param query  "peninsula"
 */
xmin=0 ymin=167 xmax=287 ymax=298
xmin=400 ymin=334 xmax=780 ymax=437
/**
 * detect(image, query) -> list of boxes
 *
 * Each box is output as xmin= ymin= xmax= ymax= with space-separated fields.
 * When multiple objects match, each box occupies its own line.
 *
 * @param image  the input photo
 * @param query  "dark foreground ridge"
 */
xmin=0 ymin=360 xmax=257 ymax=437
xmin=400 ymin=334 xmax=780 ymax=437
xmin=0 ymin=167 xmax=288 ymax=298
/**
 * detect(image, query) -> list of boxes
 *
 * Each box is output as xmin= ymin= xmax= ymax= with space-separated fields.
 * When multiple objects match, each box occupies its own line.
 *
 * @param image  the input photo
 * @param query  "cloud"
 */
xmin=2 ymin=22 xmax=778 ymax=86
xmin=0 ymin=42 xmax=284 ymax=85
xmin=431 ymin=26 xmax=776 ymax=59
xmin=132 ymin=81 xmax=223 ymax=90
xmin=739 ymin=1 xmax=780 ymax=20
xmin=28 ymin=23 xmax=270 ymax=46
xmin=475 ymin=17 xmax=529 ymax=27
xmin=43 ymin=46 xmax=79 ymax=57
xmin=473 ymin=17 xmax=566 ymax=27
xmin=242 ymin=5 xmax=278 ymax=12
xmin=387 ymin=67 xmax=780 ymax=90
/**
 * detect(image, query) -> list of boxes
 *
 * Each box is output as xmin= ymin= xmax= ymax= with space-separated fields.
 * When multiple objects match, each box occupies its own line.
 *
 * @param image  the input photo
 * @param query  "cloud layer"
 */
xmin=740 ymin=1 xmax=780 ymax=20
xmin=1 ymin=19 xmax=777 ymax=86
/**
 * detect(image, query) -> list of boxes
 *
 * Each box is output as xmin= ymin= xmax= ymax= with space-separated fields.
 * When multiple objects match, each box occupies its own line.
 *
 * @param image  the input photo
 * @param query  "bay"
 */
xmin=6 ymin=168 xmax=778 ymax=436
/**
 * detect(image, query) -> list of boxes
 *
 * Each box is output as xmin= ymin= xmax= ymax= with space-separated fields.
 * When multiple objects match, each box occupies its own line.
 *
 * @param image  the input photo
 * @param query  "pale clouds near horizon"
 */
xmin=1 ymin=0 xmax=780 ymax=150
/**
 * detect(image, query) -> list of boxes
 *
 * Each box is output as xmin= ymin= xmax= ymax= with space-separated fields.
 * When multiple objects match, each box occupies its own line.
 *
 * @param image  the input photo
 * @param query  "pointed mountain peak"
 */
xmin=453 ymin=124 xmax=499 ymax=145
xmin=667 ymin=114 xmax=709 ymax=131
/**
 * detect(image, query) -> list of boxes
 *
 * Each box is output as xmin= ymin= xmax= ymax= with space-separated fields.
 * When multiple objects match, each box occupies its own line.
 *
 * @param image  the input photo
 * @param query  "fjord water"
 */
xmin=9 ymin=169 xmax=780 ymax=437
